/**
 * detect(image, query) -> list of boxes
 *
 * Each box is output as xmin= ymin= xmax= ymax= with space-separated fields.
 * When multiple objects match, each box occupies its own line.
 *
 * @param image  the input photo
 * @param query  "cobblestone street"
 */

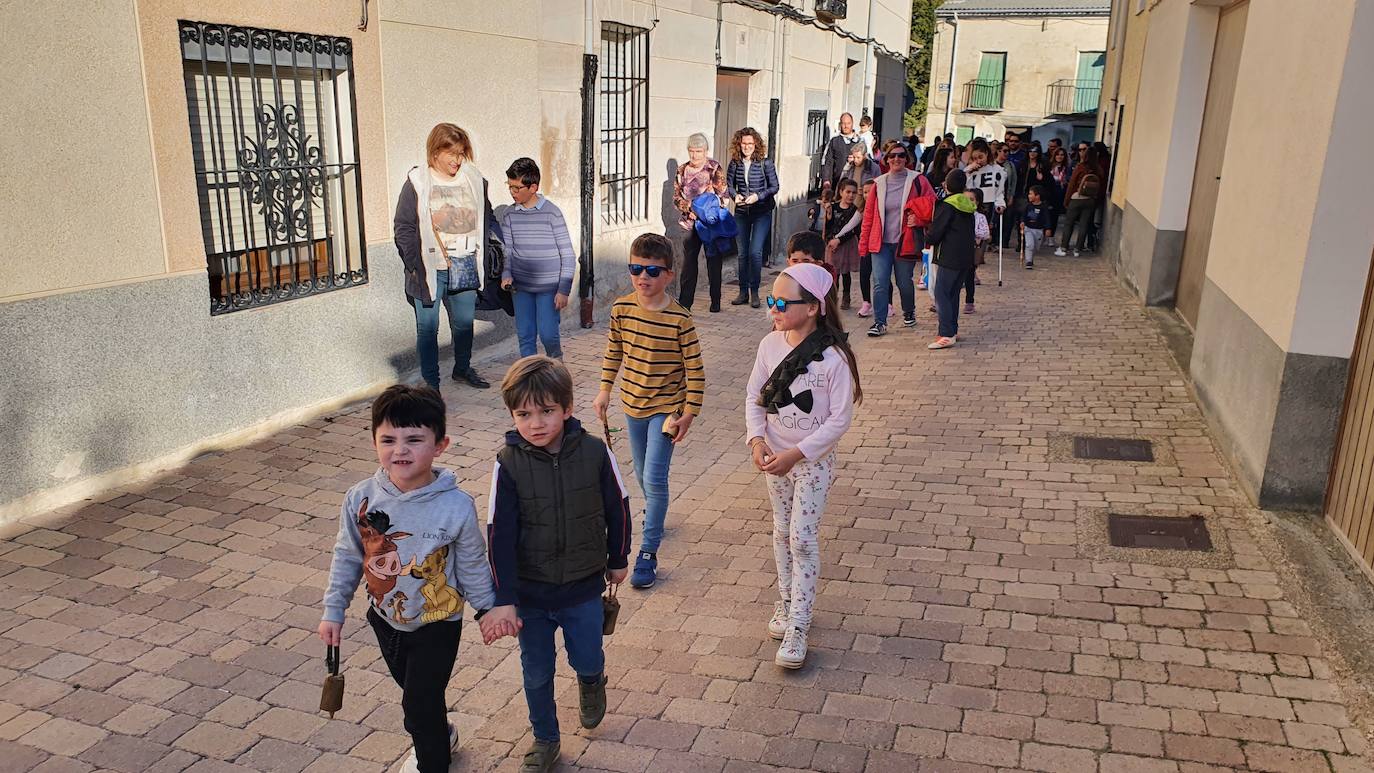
xmin=1 ymin=254 xmax=1371 ymax=773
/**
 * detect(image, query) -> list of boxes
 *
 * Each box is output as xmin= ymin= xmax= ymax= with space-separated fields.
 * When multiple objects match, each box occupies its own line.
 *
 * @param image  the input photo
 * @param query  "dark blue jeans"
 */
xmin=934 ymin=264 xmax=971 ymax=338
xmin=513 ymin=289 xmax=562 ymax=359
xmin=871 ymin=243 xmax=916 ymax=322
xmin=412 ymin=268 xmax=476 ymax=389
xmin=735 ymin=208 xmax=773 ymax=294
xmin=518 ymin=596 xmax=605 ymax=742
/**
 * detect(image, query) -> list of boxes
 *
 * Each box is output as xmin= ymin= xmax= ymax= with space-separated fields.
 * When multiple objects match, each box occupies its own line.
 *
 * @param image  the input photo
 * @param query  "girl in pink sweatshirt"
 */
xmin=745 ymin=263 xmax=862 ymax=669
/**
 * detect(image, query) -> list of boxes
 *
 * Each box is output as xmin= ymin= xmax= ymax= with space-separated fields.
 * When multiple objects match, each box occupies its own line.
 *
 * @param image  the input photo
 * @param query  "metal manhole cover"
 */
xmin=1107 ymin=514 xmax=1213 ymax=551
xmin=1073 ymin=436 xmax=1155 ymax=462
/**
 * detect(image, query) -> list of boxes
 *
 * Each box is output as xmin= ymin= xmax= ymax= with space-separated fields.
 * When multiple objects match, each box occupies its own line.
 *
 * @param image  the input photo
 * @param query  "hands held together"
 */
xmin=479 ymin=606 xmax=520 ymax=644
xmin=750 ymin=439 xmax=803 ymax=476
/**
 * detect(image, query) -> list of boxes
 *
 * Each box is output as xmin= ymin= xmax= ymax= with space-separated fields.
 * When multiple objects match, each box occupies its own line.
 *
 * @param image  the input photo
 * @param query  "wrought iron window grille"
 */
xmin=806 ymin=109 xmax=829 ymax=196
xmin=599 ymin=22 xmax=650 ymax=225
xmin=179 ymin=20 xmax=368 ymax=315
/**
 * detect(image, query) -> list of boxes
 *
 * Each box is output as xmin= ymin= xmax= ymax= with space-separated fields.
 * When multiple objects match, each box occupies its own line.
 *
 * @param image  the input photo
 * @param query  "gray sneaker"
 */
xmin=520 ymin=740 xmax=560 ymax=773
xmin=579 ymin=674 xmax=608 ymax=729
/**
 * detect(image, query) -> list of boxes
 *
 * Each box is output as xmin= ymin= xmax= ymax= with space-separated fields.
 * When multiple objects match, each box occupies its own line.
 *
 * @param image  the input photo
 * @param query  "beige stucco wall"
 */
xmin=1204 ymin=0 xmax=1360 ymax=354
xmin=136 ymin=0 xmax=391 ymax=278
xmin=379 ymin=1 xmax=577 ymax=210
xmin=923 ymin=14 xmax=1109 ymax=141
xmin=0 ymin=0 xmax=168 ymax=301
xmin=1104 ymin=0 xmax=1152 ymax=210
xmin=1115 ymin=0 xmax=1215 ymax=231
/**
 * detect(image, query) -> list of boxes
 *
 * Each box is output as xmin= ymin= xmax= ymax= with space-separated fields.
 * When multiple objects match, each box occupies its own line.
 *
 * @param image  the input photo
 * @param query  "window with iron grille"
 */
xmin=179 ymin=20 xmax=368 ymax=315
xmin=806 ymin=109 xmax=829 ymax=196
xmin=599 ymin=22 xmax=649 ymax=225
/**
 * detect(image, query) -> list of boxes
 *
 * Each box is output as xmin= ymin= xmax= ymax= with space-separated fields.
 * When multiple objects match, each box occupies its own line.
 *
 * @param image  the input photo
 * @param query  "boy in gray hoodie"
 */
xmin=318 ymin=384 xmax=498 ymax=773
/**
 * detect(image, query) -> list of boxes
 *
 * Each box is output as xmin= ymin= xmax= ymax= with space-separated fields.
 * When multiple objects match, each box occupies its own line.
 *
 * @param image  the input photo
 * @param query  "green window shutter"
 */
xmin=972 ymin=53 xmax=1005 ymax=110
xmin=956 ymin=126 xmax=973 ymax=145
xmin=1074 ymin=51 xmax=1105 ymax=113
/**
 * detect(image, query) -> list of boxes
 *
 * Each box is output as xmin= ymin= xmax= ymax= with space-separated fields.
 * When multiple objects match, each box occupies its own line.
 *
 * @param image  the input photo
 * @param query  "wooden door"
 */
xmin=1326 ymin=249 xmax=1374 ymax=577
xmin=714 ymin=71 xmax=750 ymax=158
xmin=1176 ymin=2 xmax=1248 ymax=327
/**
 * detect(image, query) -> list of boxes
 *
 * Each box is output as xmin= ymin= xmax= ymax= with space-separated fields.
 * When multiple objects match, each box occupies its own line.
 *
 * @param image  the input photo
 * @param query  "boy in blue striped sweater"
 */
xmin=501 ymin=158 xmax=577 ymax=359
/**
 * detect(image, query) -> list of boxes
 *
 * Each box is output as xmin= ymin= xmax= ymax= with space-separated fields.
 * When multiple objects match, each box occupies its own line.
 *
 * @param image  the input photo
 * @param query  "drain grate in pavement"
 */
xmin=1108 ymin=514 xmax=1213 ymax=551
xmin=1073 ymin=436 xmax=1155 ymax=462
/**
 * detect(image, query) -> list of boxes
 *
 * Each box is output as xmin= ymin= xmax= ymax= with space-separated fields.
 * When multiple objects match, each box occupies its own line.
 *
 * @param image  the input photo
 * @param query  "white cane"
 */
xmin=997 ymin=209 xmax=1004 ymax=287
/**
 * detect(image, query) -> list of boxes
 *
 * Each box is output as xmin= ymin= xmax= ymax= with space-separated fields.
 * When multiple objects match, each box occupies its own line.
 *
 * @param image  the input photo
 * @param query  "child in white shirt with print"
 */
xmin=745 ymin=263 xmax=862 ymax=669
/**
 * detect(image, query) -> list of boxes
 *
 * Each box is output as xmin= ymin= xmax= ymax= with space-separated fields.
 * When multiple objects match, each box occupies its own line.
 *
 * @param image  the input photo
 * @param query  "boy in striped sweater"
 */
xmin=593 ymin=233 xmax=707 ymax=589
xmin=500 ymin=158 xmax=577 ymax=359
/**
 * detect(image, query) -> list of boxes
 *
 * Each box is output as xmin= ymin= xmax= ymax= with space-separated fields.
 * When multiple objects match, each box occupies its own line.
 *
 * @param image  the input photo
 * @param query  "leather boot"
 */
xmin=749 ymin=289 xmax=761 ymax=308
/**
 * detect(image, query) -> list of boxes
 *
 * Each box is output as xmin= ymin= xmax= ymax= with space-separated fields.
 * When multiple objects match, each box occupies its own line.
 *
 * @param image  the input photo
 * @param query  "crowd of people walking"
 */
xmin=321 ymin=114 xmax=1110 ymax=772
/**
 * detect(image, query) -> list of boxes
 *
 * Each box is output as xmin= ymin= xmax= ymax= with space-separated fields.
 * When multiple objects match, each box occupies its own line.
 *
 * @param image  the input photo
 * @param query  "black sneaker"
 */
xmin=454 ymin=368 xmax=490 ymax=389
xmin=902 ymin=316 xmax=916 ymax=328
xmin=867 ymin=322 xmax=887 ymax=337
xmin=1025 ymin=262 xmax=1034 ymax=269
xmin=709 ymin=302 xmax=721 ymax=313
xmin=578 ymin=674 xmax=608 ymax=729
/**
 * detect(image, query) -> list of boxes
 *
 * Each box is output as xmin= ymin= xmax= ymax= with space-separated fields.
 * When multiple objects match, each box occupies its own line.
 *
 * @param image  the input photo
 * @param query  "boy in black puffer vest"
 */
xmin=482 ymin=356 xmax=632 ymax=773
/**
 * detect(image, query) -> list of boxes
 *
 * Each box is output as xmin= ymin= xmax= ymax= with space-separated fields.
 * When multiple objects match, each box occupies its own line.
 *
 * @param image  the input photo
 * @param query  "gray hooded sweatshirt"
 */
xmin=322 ymin=467 xmax=495 ymax=632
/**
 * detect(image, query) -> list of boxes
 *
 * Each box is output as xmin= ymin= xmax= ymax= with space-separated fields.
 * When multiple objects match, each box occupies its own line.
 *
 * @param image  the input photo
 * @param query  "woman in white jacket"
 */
xmin=393 ymin=123 xmax=500 ymax=391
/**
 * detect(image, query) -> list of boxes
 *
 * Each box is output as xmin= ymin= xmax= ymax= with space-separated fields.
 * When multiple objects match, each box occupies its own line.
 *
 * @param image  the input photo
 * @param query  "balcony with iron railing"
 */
xmin=1047 ymin=78 xmax=1103 ymax=116
xmin=961 ymin=79 xmax=1005 ymax=112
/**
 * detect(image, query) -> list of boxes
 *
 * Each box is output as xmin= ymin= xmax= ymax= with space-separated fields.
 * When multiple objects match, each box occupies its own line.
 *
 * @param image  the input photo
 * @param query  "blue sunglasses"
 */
xmin=765 ymin=296 xmax=808 ymax=312
xmin=628 ymin=264 xmax=665 ymax=278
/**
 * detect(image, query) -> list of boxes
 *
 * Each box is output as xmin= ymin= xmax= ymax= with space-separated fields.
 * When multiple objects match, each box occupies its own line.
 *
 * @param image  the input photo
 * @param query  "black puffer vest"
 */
xmin=497 ymin=421 xmax=608 ymax=585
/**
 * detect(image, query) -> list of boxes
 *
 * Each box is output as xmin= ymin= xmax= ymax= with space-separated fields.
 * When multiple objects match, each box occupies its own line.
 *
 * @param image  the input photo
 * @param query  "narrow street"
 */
xmin=0 ymin=253 xmax=1369 ymax=773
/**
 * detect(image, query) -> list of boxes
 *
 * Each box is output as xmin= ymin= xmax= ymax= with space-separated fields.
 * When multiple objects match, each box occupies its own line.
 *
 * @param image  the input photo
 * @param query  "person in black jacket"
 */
xmin=726 ymin=127 xmax=781 ymax=308
xmin=925 ymin=169 xmax=977 ymax=350
xmin=818 ymin=113 xmax=864 ymax=192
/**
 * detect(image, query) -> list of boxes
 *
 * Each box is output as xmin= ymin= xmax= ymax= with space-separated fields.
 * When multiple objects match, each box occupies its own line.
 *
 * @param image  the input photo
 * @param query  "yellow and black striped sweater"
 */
xmin=600 ymin=294 xmax=705 ymax=418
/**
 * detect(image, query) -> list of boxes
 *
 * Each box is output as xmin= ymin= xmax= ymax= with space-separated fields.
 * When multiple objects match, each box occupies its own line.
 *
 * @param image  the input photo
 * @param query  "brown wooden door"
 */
xmin=1176 ymin=2 xmax=1248 ymax=327
xmin=1326 ymin=249 xmax=1374 ymax=576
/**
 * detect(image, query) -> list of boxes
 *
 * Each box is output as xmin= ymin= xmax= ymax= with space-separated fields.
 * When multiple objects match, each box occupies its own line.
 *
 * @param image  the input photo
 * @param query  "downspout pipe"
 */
xmin=941 ymin=12 xmax=958 ymax=136
xmin=861 ymin=0 xmax=874 ymax=119
xmin=579 ymin=0 xmax=598 ymax=327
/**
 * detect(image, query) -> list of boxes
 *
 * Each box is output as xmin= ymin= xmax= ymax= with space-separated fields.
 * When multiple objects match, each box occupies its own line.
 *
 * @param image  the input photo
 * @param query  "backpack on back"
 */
xmin=1079 ymin=172 xmax=1102 ymax=199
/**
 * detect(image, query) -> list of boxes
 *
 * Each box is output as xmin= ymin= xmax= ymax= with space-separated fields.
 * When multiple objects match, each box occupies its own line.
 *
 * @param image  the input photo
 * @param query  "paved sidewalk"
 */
xmin=0 ymin=254 xmax=1371 ymax=773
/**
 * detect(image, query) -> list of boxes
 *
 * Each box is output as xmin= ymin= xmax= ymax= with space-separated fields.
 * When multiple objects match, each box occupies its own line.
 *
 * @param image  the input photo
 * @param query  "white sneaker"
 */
xmin=768 ymin=601 xmax=790 ymax=640
xmin=1054 ymin=248 xmax=1067 ymax=257
xmin=1073 ymin=250 xmax=1081 ymax=257
xmin=775 ymin=626 xmax=808 ymax=669
xmin=397 ymin=723 xmax=459 ymax=772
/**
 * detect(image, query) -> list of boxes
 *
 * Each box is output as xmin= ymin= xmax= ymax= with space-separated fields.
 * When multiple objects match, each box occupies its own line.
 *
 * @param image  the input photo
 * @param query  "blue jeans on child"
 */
xmin=625 ymin=412 xmax=675 ymax=553
xmin=735 ymin=208 xmax=773 ymax=294
xmin=412 ymin=268 xmax=476 ymax=390
xmin=517 ymin=596 xmax=605 ymax=742
xmin=870 ymin=242 xmax=917 ymax=322
xmin=513 ymin=289 xmax=563 ymax=359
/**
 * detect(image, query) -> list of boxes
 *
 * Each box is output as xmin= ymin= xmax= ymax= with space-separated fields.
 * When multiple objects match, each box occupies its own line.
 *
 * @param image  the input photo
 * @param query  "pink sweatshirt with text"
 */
xmin=745 ymin=331 xmax=856 ymax=460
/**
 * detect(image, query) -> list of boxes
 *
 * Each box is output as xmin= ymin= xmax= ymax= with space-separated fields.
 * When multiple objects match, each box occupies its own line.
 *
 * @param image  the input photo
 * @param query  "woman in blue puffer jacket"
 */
xmin=725 ymin=128 xmax=780 ymax=309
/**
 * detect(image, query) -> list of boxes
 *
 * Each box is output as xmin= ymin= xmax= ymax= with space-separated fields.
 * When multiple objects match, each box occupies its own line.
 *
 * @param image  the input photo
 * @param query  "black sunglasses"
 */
xmin=628 ymin=264 xmax=665 ymax=278
xmin=765 ymin=296 xmax=808 ymax=312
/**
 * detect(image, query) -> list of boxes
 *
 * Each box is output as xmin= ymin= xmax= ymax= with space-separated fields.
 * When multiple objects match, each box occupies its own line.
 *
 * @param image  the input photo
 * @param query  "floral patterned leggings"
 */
xmin=765 ymin=452 xmax=836 ymax=632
